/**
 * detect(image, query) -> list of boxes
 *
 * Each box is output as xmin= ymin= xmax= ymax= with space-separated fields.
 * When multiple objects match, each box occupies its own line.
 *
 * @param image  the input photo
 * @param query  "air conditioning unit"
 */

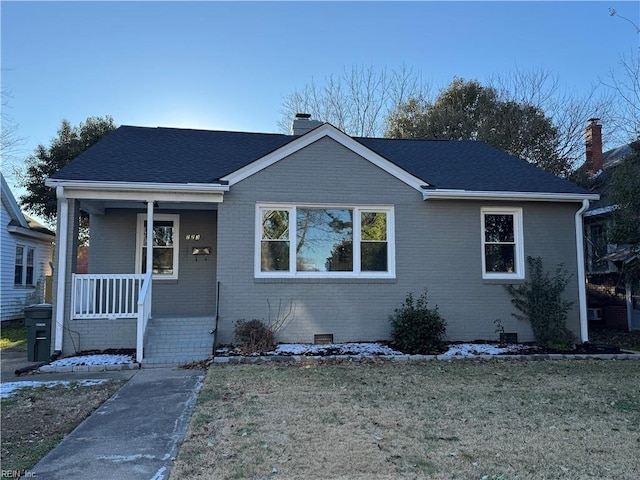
xmin=587 ymin=308 xmax=603 ymax=321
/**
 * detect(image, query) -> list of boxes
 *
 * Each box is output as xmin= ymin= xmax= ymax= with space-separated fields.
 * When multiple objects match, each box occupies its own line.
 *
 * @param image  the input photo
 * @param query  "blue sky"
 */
xmin=2 ymin=1 xmax=638 ymax=185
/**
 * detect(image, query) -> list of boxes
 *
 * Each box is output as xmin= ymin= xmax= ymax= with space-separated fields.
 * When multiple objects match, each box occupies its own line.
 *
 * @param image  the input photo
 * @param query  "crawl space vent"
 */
xmin=314 ymin=334 xmax=334 ymax=345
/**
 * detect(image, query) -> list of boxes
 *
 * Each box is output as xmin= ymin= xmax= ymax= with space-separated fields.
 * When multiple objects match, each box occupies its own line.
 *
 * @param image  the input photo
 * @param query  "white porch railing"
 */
xmin=71 ymin=273 xmax=152 ymax=363
xmin=72 ymin=274 xmax=145 ymax=319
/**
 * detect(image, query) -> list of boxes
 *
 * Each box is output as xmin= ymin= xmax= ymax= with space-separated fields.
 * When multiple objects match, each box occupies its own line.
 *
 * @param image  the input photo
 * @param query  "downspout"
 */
xmin=54 ymin=187 xmax=68 ymax=352
xmin=575 ymin=199 xmax=590 ymax=343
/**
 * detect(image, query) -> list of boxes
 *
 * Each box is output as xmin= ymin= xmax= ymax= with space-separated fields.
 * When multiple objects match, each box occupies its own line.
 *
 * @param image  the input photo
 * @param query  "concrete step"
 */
xmin=141 ymin=353 xmax=211 ymax=367
xmin=144 ymin=346 xmax=211 ymax=355
xmin=143 ymin=316 xmax=215 ymax=365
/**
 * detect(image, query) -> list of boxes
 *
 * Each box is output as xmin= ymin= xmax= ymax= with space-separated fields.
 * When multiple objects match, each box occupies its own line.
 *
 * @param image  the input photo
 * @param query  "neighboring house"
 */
xmin=1 ymin=173 xmax=55 ymax=321
xmin=45 ymin=115 xmax=598 ymax=364
xmin=581 ymin=119 xmax=640 ymax=331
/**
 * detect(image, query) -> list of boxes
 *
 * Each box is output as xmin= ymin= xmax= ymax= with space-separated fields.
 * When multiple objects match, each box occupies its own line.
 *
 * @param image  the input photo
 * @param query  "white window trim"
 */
xmin=481 ymin=207 xmax=525 ymax=280
xmin=255 ymin=203 xmax=396 ymax=279
xmin=135 ymin=213 xmax=180 ymax=280
xmin=14 ymin=244 xmax=36 ymax=287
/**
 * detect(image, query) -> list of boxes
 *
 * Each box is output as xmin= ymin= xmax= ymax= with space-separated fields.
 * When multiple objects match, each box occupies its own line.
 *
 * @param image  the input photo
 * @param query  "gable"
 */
xmin=220 ymin=123 xmax=428 ymax=193
xmin=229 ymin=136 xmax=423 ymax=204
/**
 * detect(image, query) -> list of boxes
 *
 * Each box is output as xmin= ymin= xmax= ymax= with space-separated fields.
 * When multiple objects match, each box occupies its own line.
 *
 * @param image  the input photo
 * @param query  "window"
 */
xmin=14 ymin=245 xmax=36 ymax=286
xmin=136 ymin=214 xmax=180 ymax=279
xmin=257 ymin=205 xmax=394 ymax=277
xmin=481 ymin=208 xmax=524 ymax=279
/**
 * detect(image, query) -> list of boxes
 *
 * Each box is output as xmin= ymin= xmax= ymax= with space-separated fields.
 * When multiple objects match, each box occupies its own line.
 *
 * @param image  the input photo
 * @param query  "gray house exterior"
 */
xmin=46 ymin=119 xmax=598 ymax=364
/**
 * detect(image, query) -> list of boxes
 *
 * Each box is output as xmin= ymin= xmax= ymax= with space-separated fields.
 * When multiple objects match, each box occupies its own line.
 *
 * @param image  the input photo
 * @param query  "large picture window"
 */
xmin=257 ymin=205 xmax=394 ymax=278
xmin=136 ymin=214 xmax=180 ymax=279
xmin=481 ymin=207 xmax=524 ymax=280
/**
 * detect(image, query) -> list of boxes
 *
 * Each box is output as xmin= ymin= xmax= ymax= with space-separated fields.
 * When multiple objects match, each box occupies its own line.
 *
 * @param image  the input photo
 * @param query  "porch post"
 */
xmin=53 ymin=190 xmax=68 ymax=351
xmin=146 ymin=200 xmax=154 ymax=308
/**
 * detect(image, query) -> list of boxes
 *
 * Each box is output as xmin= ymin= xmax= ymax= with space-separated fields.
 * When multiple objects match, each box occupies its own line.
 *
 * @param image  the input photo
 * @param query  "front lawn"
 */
xmin=172 ymin=360 xmax=640 ymax=480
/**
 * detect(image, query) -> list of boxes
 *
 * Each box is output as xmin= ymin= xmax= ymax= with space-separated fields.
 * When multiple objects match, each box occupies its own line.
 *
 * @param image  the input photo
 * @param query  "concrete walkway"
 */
xmin=31 ymin=368 xmax=204 ymax=480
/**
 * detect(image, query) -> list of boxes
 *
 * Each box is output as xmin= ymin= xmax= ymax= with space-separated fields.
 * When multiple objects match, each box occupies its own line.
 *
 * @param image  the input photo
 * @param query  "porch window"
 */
xmin=481 ymin=207 xmax=524 ymax=280
xmin=14 ymin=245 xmax=36 ymax=286
xmin=136 ymin=214 xmax=180 ymax=280
xmin=257 ymin=204 xmax=395 ymax=278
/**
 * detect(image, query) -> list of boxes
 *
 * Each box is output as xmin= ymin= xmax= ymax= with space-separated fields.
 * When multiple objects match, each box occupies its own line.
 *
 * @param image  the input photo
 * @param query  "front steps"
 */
xmin=141 ymin=316 xmax=215 ymax=367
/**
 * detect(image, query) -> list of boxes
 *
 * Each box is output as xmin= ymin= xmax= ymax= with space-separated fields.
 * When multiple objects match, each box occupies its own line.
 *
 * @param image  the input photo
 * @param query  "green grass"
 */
xmin=0 ymin=325 xmax=27 ymax=350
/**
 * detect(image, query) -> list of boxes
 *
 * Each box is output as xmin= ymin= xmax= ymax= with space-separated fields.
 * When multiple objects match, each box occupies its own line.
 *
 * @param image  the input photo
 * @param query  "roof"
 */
xmin=584 ymin=143 xmax=636 ymax=216
xmin=1 ymin=173 xmax=55 ymax=240
xmin=50 ymin=124 xmax=590 ymax=196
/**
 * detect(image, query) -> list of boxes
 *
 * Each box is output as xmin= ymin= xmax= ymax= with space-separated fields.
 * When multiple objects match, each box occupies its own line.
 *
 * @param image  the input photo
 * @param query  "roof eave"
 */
xmin=422 ymin=189 xmax=600 ymax=202
xmin=7 ymin=224 xmax=55 ymax=241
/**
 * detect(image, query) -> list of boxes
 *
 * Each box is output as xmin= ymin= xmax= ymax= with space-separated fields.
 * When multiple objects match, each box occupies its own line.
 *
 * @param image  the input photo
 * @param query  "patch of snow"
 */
xmin=441 ymin=343 xmax=528 ymax=357
xmin=269 ymin=342 xmax=403 ymax=356
xmin=217 ymin=342 xmax=533 ymax=357
xmin=48 ymin=354 xmax=134 ymax=367
xmin=1 ymin=379 xmax=108 ymax=398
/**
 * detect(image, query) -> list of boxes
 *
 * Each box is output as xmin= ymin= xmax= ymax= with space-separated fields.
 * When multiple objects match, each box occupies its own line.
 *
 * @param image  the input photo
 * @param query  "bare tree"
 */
xmin=278 ymin=64 xmax=430 ymax=137
xmin=602 ymin=51 xmax=640 ymax=143
xmin=1 ymin=89 xmax=26 ymax=183
xmin=604 ymin=8 xmax=640 ymax=142
xmin=489 ymin=67 xmax=613 ymax=171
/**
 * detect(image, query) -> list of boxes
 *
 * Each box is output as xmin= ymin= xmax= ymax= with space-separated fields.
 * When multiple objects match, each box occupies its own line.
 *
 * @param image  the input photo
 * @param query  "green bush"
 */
xmin=389 ymin=290 xmax=447 ymax=354
xmin=234 ymin=319 xmax=276 ymax=354
xmin=505 ymin=256 xmax=576 ymax=348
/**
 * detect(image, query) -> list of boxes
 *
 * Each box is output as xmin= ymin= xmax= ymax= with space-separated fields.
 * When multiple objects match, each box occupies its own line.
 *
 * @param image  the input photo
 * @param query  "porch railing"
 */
xmin=72 ymin=274 xmax=145 ymax=319
xmin=72 ymin=273 xmax=152 ymax=363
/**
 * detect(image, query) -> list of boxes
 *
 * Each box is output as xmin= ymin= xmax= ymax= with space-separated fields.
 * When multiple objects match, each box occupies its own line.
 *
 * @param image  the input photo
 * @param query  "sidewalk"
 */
xmin=31 ymin=367 xmax=204 ymax=480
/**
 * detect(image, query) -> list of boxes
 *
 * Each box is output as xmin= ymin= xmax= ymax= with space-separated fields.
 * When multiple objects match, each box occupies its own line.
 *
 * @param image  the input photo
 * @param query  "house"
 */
xmin=581 ymin=119 xmax=640 ymax=331
xmin=45 ymin=115 xmax=598 ymax=364
xmin=1 ymin=173 xmax=55 ymax=321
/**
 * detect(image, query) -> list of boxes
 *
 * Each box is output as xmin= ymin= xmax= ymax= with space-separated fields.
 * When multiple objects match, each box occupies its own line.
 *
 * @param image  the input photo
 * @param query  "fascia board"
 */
xmin=221 ymin=124 xmax=429 ymax=193
xmin=46 ymin=180 xmax=228 ymax=203
xmin=422 ymin=189 xmax=600 ymax=202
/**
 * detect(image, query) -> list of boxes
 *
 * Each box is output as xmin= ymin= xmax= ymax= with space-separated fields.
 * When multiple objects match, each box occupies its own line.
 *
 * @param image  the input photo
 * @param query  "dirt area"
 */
xmin=172 ymin=359 xmax=640 ymax=480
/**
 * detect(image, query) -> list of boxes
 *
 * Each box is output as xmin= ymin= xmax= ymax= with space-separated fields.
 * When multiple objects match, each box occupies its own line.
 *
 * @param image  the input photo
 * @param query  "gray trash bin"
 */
xmin=24 ymin=304 xmax=53 ymax=362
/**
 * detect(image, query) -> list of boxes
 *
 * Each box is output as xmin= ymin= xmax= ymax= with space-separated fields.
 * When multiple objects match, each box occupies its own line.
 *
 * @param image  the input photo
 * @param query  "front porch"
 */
xmin=70 ymin=273 xmax=217 ymax=364
xmin=49 ymin=182 xmax=226 ymax=363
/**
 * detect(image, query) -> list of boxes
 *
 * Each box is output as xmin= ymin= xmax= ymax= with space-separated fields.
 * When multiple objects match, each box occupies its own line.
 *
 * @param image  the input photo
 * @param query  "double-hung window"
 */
xmin=136 ymin=214 xmax=180 ymax=279
xmin=14 ymin=245 xmax=36 ymax=286
xmin=481 ymin=207 xmax=524 ymax=280
xmin=257 ymin=205 xmax=395 ymax=278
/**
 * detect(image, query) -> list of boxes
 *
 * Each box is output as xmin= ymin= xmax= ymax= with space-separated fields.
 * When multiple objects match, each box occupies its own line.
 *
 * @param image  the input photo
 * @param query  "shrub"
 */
xmin=234 ymin=319 xmax=276 ymax=354
xmin=505 ymin=256 xmax=576 ymax=348
xmin=389 ymin=289 xmax=447 ymax=354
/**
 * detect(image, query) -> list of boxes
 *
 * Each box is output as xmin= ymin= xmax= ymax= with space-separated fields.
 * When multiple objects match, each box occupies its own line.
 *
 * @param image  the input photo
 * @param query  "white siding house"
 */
xmin=1 ymin=174 xmax=55 ymax=321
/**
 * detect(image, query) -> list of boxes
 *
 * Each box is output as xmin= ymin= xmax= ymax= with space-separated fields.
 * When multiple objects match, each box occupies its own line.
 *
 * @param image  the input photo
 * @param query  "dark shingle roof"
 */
xmin=51 ymin=125 xmax=588 ymax=195
xmin=357 ymin=137 xmax=586 ymax=194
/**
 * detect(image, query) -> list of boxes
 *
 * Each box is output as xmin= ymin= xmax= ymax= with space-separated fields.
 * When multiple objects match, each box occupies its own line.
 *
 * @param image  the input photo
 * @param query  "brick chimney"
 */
xmin=585 ymin=118 xmax=603 ymax=175
xmin=291 ymin=113 xmax=323 ymax=135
